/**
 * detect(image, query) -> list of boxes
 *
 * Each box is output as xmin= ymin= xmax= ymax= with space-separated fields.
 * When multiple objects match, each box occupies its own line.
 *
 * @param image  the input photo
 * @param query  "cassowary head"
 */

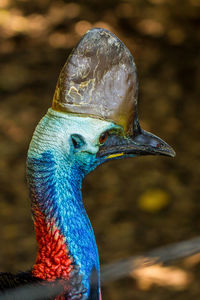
xmin=29 ymin=27 xmax=175 ymax=181
xmin=48 ymin=28 xmax=174 ymax=174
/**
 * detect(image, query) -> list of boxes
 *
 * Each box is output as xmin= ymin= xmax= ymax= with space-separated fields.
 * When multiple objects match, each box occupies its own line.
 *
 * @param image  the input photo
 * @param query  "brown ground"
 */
xmin=0 ymin=0 xmax=200 ymax=299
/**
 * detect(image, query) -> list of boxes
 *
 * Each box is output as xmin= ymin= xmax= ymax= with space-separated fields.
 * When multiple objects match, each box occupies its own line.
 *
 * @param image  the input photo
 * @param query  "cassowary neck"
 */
xmin=27 ymin=112 xmax=101 ymax=299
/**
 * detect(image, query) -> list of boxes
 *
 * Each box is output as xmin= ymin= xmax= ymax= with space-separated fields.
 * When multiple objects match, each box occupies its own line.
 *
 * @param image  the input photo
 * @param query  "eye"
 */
xmin=71 ymin=134 xmax=85 ymax=149
xmin=99 ymin=131 xmax=109 ymax=145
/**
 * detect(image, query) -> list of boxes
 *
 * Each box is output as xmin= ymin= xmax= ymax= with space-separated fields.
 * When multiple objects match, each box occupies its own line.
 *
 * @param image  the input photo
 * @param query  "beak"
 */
xmin=97 ymin=123 xmax=175 ymax=160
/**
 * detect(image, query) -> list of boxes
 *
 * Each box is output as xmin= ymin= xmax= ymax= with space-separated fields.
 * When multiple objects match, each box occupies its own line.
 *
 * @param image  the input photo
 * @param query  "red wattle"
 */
xmin=32 ymin=207 xmax=73 ymax=281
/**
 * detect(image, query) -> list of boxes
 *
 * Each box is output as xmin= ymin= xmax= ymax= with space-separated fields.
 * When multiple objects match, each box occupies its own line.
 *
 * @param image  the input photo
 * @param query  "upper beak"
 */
xmin=97 ymin=124 xmax=175 ymax=160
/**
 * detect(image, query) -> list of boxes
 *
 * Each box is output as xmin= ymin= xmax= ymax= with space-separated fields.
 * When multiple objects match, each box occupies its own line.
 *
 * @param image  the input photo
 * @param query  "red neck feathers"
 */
xmin=32 ymin=207 xmax=73 ymax=281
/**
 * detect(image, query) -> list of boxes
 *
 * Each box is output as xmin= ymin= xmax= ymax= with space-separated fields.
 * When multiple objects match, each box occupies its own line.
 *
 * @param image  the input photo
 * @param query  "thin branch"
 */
xmin=101 ymin=236 xmax=200 ymax=283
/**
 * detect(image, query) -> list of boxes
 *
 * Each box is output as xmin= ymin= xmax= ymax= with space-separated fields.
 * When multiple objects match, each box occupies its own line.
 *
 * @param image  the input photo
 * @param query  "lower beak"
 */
xmin=97 ymin=129 xmax=175 ymax=159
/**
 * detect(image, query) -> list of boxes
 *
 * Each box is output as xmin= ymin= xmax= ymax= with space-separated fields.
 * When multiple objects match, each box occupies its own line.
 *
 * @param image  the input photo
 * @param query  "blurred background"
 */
xmin=0 ymin=0 xmax=199 ymax=299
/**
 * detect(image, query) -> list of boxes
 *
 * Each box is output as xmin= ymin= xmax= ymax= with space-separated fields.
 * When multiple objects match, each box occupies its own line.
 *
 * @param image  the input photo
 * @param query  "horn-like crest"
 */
xmin=52 ymin=28 xmax=138 ymax=134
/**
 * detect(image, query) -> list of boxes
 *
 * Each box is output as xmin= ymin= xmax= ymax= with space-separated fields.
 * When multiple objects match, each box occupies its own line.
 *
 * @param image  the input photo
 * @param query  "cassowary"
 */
xmin=0 ymin=28 xmax=175 ymax=300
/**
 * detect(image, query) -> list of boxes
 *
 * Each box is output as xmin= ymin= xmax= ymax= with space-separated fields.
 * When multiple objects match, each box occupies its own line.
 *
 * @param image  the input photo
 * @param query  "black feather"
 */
xmin=0 ymin=267 xmax=87 ymax=300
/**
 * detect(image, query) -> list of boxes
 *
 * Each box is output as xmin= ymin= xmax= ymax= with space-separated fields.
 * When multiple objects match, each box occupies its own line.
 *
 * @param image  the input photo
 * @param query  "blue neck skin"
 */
xmin=27 ymin=109 xmax=116 ymax=298
xmin=27 ymin=150 xmax=99 ymax=297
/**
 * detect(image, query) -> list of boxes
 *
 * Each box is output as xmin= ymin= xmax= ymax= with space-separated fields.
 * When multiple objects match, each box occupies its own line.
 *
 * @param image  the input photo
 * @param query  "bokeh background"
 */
xmin=0 ymin=0 xmax=199 ymax=299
